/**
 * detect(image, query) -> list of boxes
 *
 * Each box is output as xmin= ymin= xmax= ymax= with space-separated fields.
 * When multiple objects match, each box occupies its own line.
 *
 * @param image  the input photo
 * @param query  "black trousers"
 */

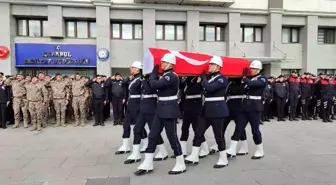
xmin=193 ymin=117 xmax=226 ymax=151
xmin=111 ymin=97 xmax=123 ymax=121
xmin=276 ymin=98 xmax=286 ymax=119
xmin=224 ymin=115 xmax=247 ymax=141
xmin=232 ymin=111 xmax=262 ymax=145
xmin=133 ymin=113 xmax=161 ymax=145
xmin=322 ymin=97 xmax=333 ymax=120
xmin=263 ymin=99 xmax=272 ymax=120
xmin=146 ymin=115 xmax=182 ymax=156
xmin=289 ymin=95 xmax=299 ymax=118
xmin=0 ymin=104 xmax=7 ymax=128
xmin=301 ymin=97 xmax=311 ymax=118
xmin=180 ymin=114 xmax=199 ymax=141
xmin=6 ymin=101 xmax=14 ymax=124
xmin=123 ymin=110 xmax=146 ymax=139
xmin=93 ymin=98 xmax=105 ymax=124
xmin=103 ymin=102 xmax=110 ymax=120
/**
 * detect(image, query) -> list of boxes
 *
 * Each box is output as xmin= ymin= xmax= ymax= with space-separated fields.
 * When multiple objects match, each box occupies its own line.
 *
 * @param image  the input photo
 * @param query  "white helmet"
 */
xmin=250 ymin=60 xmax=262 ymax=69
xmin=131 ymin=61 xmax=142 ymax=69
xmin=161 ymin=53 xmax=176 ymax=65
xmin=209 ymin=56 xmax=223 ymax=67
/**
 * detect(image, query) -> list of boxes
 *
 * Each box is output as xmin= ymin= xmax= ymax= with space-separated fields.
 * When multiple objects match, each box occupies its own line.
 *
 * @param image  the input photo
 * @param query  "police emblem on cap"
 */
xmin=97 ymin=48 xmax=110 ymax=61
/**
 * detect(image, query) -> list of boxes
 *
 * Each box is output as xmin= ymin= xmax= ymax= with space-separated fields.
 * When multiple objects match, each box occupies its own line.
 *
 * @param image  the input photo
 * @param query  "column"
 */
xmin=186 ymin=11 xmax=199 ymax=52
xmin=0 ymin=3 xmax=16 ymax=75
xmin=142 ymin=9 xmax=156 ymax=54
xmin=226 ymin=13 xmax=241 ymax=57
xmin=94 ymin=0 xmax=111 ymax=76
xmin=265 ymin=10 xmax=283 ymax=76
xmin=47 ymin=6 xmax=64 ymax=38
xmin=302 ymin=16 xmax=318 ymax=73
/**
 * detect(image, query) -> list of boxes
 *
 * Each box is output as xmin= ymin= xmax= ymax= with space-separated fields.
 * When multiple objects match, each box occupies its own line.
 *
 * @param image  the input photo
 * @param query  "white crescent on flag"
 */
xmin=169 ymin=50 xmax=209 ymax=66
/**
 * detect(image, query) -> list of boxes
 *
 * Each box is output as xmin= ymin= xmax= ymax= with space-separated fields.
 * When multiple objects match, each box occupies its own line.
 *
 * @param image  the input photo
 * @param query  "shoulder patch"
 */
xmin=218 ymin=78 xmax=224 ymax=83
xmin=164 ymin=76 xmax=170 ymax=81
xmin=260 ymin=77 xmax=267 ymax=83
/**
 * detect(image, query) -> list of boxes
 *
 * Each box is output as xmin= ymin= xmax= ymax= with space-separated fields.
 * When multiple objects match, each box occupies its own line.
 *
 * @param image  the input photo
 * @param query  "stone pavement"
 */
xmin=0 ymin=120 xmax=336 ymax=185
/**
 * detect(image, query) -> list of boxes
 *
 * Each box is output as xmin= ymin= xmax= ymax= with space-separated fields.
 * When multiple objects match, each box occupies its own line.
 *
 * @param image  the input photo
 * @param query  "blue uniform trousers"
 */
xmin=133 ymin=113 xmax=164 ymax=145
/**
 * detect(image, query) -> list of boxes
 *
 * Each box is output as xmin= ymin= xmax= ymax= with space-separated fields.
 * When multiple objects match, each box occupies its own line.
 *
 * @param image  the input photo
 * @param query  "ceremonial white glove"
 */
xmin=6 ymin=101 xmax=10 ymax=107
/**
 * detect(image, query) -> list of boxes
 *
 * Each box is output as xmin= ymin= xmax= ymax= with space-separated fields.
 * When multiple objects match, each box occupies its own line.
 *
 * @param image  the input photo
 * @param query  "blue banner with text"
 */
xmin=15 ymin=43 xmax=97 ymax=67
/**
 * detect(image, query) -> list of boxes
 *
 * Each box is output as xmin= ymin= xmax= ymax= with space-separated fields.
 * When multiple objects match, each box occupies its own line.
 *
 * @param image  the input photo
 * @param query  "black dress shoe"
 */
xmin=168 ymin=169 xmax=186 ymax=175
xmin=251 ymin=155 xmax=264 ymax=160
xmin=237 ymin=152 xmax=248 ymax=156
xmin=171 ymin=155 xmax=186 ymax=158
xmin=115 ymin=150 xmax=131 ymax=155
xmin=134 ymin=169 xmax=153 ymax=176
xmin=265 ymin=119 xmax=270 ymax=122
xmin=185 ymin=160 xmax=198 ymax=165
xmin=280 ymin=118 xmax=286 ymax=121
xmin=153 ymin=156 xmax=168 ymax=161
xmin=213 ymin=164 xmax=228 ymax=169
xmin=124 ymin=159 xmax=141 ymax=164
xmin=209 ymin=149 xmax=218 ymax=155
xmin=100 ymin=123 xmax=105 ymax=126
xmin=93 ymin=123 xmax=99 ymax=126
xmin=199 ymin=155 xmax=207 ymax=159
xmin=226 ymin=153 xmax=236 ymax=158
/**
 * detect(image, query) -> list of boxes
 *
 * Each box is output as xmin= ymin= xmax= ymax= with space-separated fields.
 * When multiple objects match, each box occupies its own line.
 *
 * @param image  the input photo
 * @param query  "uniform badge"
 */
xmin=1 ymin=86 xmax=5 ymax=90
xmin=260 ymin=77 xmax=266 ymax=83
xmin=218 ymin=78 xmax=224 ymax=83
xmin=164 ymin=76 xmax=170 ymax=81
xmin=101 ymin=83 xmax=104 ymax=88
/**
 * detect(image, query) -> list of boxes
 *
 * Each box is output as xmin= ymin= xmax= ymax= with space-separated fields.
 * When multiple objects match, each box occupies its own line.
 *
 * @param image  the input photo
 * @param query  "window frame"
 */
xmin=317 ymin=28 xmax=335 ymax=44
xmin=111 ymin=23 xmax=143 ymax=40
xmin=155 ymin=24 xmax=185 ymax=41
xmin=282 ymin=27 xmax=300 ymax=44
xmin=65 ymin=20 xmax=96 ymax=39
xmin=317 ymin=69 xmax=336 ymax=75
xmin=199 ymin=25 xmax=225 ymax=41
xmin=17 ymin=19 xmax=47 ymax=37
xmin=240 ymin=26 xmax=263 ymax=43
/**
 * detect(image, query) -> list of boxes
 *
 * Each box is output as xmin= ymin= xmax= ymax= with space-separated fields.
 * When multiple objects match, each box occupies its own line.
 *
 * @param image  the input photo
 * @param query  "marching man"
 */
xmin=226 ymin=60 xmax=266 ymax=160
xmin=185 ymin=56 xmax=229 ymax=168
xmin=135 ymin=53 xmax=186 ymax=176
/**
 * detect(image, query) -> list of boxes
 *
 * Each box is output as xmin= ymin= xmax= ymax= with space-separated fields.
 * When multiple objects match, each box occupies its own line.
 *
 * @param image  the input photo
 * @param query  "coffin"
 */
xmin=143 ymin=48 xmax=250 ymax=77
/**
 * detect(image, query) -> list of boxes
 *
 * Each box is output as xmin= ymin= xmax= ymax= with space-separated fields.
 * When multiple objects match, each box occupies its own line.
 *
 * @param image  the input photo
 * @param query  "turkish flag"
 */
xmin=143 ymin=48 xmax=250 ymax=77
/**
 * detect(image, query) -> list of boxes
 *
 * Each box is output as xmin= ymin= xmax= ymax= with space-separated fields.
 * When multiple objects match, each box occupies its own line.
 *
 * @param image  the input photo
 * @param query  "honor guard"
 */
xmin=226 ymin=60 xmax=266 ymax=160
xmin=185 ymin=56 xmax=229 ymax=168
xmin=287 ymin=70 xmax=301 ymax=121
xmin=135 ymin=53 xmax=186 ymax=176
xmin=174 ymin=76 xmax=210 ymax=158
xmin=300 ymin=72 xmax=314 ymax=120
xmin=116 ymin=61 xmax=146 ymax=155
xmin=209 ymin=78 xmax=248 ymax=157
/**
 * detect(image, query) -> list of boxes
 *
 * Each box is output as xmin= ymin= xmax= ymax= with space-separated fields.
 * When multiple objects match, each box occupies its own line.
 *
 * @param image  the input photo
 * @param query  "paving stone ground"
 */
xmin=0 ymin=119 xmax=336 ymax=185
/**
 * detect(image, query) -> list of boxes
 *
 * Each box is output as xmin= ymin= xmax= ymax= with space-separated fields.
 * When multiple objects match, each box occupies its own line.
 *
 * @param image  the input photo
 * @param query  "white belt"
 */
xmin=227 ymin=95 xmax=245 ymax=100
xmin=204 ymin=97 xmax=225 ymax=101
xmin=185 ymin=94 xmax=202 ymax=99
xmin=142 ymin=94 xmax=158 ymax=98
xmin=129 ymin=95 xmax=141 ymax=99
xmin=246 ymin=95 xmax=262 ymax=100
xmin=158 ymin=95 xmax=178 ymax=101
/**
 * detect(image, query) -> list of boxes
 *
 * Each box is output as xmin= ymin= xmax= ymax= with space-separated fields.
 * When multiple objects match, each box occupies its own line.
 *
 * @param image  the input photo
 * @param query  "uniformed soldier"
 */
xmin=48 ymin=74 xmax=70 ymax=127
xmin=0 ymin=74 xmax=10 ymax=129
xmin=287 ymin=70 xmax=301 ymax=121
xmin=135 ymin=53 xmax=186 ymax=176
xmin=25 ymin=76 xmax=48 ymax=131
xmin=115 ymin=61 xmax=148 ymax=155
xmin=185 ymin=56 xmax=229 ymax=168
xmin=38 ymin=72 xmax=50 ymax=127
xmin=316 ymin=73 xmax=334 ymax=122
xmin=175 ymin=76 xmax=209 ymax=158
xmin=226 ymin=60 xmax=266 ymax=160
xmin=83 ymin=77 xmax=92 ymax=122
xmin=108 ymin=73 xmax=124 ymax=125
xmin=5 ymin=74 xmax=29 ymax=129
xmin=262 ymin=77 xmax=274 ymax=122
xmin=71 ymin=74 xmax=87 ymax=126
xmin=300 ymin=72 xmax=314 ymax=120
xmin=273 ymin=75 xmax=288 ymax=121
xmin=332 ymin=75 xmax=336 ymax=120
xmin=85 ymin=75 xmax=109 ymax=125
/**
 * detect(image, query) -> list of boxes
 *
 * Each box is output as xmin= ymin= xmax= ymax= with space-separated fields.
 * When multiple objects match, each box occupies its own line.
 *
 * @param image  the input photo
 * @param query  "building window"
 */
xmin=281 ymin=69 xmax=301 ymax=75
xmin=240 ymin=26 xmax=263 ymax=43
xmin=17 ymin=19 xmax=47 ymax=37
xmin=318 ymin=28 xmax=335 ymax=44
xmin=111 ymin=23 xmax=143 ymax=40
xmin=156 ymin=24 xmax=185 ymax=40
xmin=65 ymin=21 xmax=96 ymax=38
xmin=282 ymin=27 xmax=299 ymax=43
xmin=199 ymin=25 xmax=224 ymax=41
xmin=317 ymin=69 xmax=336 ymax=75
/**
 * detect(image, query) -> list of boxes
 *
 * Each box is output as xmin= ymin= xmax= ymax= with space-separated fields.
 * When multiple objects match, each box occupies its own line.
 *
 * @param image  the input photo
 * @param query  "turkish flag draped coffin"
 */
xmin=143 ymin=48 xmax=251 ymax=77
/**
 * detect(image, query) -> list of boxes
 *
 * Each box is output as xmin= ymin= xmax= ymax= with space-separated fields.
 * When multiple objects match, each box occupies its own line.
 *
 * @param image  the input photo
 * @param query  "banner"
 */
xmin=15 ymin=43 xmax=97 ymax=67
xmin=143 ymin=48 xmax=250 ymax=77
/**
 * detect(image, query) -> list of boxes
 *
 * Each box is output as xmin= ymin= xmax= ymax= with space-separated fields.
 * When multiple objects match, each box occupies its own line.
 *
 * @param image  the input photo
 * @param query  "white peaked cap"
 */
xmin=250 ymin=60 xmax=262 ymax=69
xmin=161 ymin=53 xmax=176 ymax=65
xmin=209 ymin=56 xmax=223 ymax=67
xmin=131 ymin=61 xmax=143 ymax=69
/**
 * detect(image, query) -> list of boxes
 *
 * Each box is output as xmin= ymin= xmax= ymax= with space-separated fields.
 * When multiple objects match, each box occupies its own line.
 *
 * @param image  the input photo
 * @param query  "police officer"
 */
xmin=116 ymin=61 xmax=146 ymax=155
xmin=185 ymin=56 xmax=229 ymax=168
xmin=332 ymin=75 xmax=336 ymax=120
xmin=0 ymin=74 xmax=10 ymax=129
xmin=108 ymin=73 xmax=124 ymax=125
xmin=175 ymin=76 xmax=210 ymax=158
xmin=135 ymin=53 xmax=185 ymax=176
xmin=300 ymin=72 xmax=313 ymax=120
xmin=125 ymin=72 xmax=167 ymax=164
xmin=262 ymin=77 xmax=274 ymax=122
xmin=316 ymin=73 xmax=333 ymax=122
xmin=227 ymin=60 xmax=266 ymax=160
xmin=273 ymin=75 xmax=288 ymax=121
xmin=287 ymin=70 xmax=301 ymax=121
xmin=84 ymin=75 xmax=108 ymax=126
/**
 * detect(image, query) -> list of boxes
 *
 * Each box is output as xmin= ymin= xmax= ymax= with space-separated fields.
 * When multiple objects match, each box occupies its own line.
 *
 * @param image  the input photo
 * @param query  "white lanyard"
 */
xmin=208 ymin=74 xmax=221 ymax=83
xmin=128 ymin=77 xmax=140 ymax=90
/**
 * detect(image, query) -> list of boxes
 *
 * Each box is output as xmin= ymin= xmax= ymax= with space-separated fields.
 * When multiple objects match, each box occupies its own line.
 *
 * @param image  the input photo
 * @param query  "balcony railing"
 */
xmin=134 ymin=0 xmax=235 ymax=7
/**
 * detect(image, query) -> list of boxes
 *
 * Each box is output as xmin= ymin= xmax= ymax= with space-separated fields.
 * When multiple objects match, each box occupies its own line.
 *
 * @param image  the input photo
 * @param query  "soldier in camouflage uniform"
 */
xmin=5 ymin=74 xmax=29 ymax=128
xmin=25 ymin=77 xmax=48 ymax=131
xmin=71 ymin=74 xmax=87 ymax=126
xmin=49 ymin=74 xmax=70 ymax=127
xmin=38 ymin=72 xmax=50 ymax=127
